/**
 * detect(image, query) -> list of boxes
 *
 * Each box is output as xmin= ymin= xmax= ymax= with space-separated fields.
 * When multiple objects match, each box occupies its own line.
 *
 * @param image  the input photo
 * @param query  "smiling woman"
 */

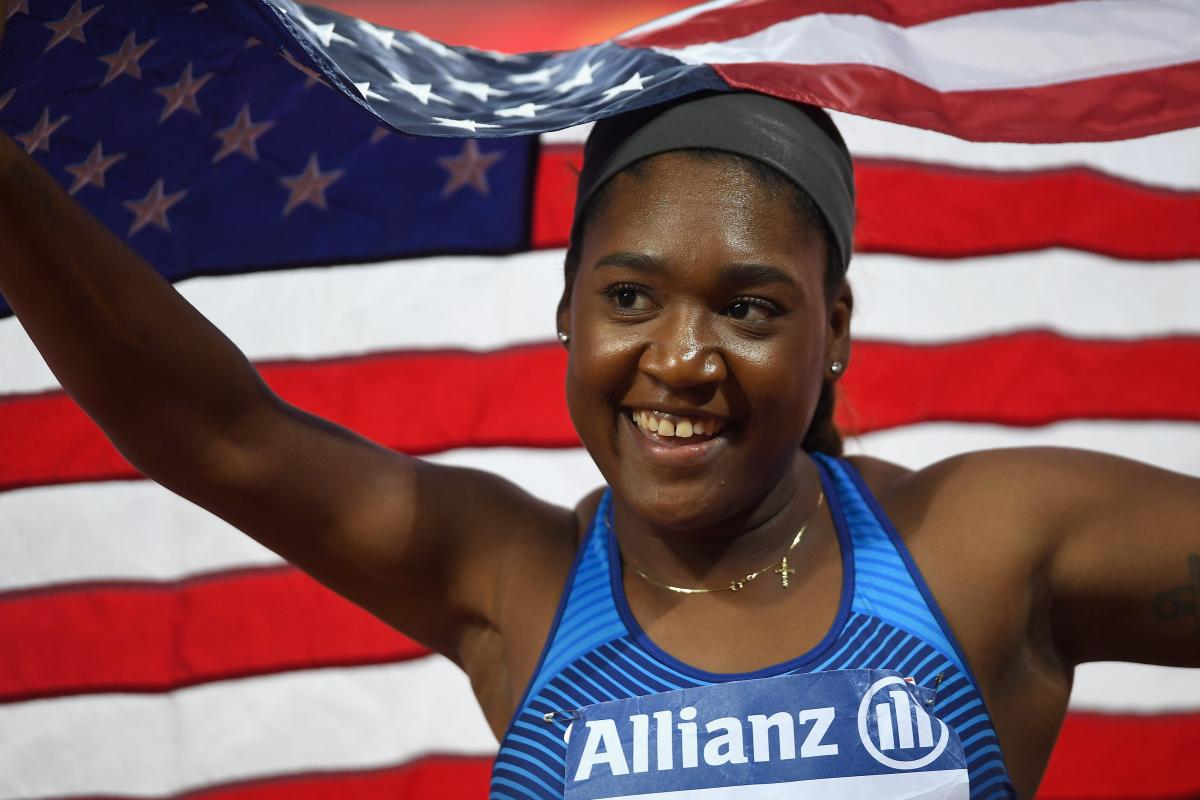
xmin=2 ymin=11 xmax=1200 ymax=798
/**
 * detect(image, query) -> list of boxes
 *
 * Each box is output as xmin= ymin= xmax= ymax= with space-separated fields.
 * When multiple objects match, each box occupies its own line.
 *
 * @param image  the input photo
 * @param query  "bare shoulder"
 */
xmin=845 ymin=445 xmax=1190 ymax=561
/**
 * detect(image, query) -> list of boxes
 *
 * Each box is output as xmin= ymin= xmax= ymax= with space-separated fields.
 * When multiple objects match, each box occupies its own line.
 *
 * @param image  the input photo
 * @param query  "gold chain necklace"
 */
xmin=624 ymin=492 xmax=825 ymax=594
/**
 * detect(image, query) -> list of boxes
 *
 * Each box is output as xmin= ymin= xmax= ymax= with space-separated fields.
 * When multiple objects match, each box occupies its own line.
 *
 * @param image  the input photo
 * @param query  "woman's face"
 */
xmin=560 ymin=151 xmax=852 ymax=532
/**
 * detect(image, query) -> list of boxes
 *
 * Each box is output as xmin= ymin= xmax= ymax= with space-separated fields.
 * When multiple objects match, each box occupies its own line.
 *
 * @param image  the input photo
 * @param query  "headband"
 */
xmin=572 ymin=92 xmax=856 ymax=270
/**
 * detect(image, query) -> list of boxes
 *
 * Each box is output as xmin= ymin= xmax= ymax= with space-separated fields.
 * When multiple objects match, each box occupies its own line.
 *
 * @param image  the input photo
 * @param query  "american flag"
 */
xmin=1 ymin=0 xmax=1199 ymax=798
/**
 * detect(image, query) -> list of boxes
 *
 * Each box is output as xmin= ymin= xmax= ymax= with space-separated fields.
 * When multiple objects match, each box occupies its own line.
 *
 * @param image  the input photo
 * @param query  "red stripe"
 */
xmin=0 ymin=566 xmax=429 ymax=702
xmin=169 ymin=756 xmax=492 ymax=800
xmin=1039 ymin=711 xmax=1200 ymax=799
xmin=838 ymin=335 xmax=1200 ymax=433
xmin=715 ymin=60 xmax=1200 ymax=143
xmin=532 ymin=146 xmax=1200 ymax=259
xmin=4 ymin=335 xmax=1200 ymax=491
xmin=620 ymin=0 xmax=1060 ymax=49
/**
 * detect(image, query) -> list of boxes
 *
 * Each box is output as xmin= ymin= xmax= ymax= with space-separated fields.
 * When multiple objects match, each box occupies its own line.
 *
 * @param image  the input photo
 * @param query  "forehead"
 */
xmin=580 ymin=151 xmax=824 ymax=267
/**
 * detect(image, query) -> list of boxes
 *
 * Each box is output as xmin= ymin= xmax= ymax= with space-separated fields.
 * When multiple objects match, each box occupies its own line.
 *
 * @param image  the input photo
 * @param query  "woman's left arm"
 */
xmin=1044 ymin=449 xmax=1200 ymax=667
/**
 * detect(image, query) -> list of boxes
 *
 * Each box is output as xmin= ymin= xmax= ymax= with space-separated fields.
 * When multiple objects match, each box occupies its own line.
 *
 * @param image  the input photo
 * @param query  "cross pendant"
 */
xmin=775 ymin=556 xmax=797 ymax=588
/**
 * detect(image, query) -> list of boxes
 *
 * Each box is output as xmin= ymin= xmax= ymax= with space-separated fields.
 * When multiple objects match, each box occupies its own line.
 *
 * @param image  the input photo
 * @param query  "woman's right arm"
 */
xmin=0 ymin=130 xmax=574 ymax=678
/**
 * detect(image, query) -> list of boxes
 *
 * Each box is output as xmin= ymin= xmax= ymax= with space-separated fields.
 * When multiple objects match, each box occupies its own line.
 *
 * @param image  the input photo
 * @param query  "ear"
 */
xmin=826 ymin=280 xmax=853 ymax=378
xmin=556 ymin=284 xmax=572 ymax=348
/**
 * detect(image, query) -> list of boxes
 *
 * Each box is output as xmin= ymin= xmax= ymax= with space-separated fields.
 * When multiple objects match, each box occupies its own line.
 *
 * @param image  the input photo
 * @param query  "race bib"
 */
xmin=562 ymin=669 xmax=969 ymax=799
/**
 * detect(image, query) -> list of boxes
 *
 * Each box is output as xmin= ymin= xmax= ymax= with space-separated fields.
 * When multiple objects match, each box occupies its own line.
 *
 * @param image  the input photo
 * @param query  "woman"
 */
xmin=1 ymin=11 xmax=1197 ymax=794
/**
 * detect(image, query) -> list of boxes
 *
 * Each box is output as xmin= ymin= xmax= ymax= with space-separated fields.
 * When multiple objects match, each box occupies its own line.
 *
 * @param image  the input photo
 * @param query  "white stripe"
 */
xmin=652 ymin=0 xmax=1200 ymax=92
xmin=850 ymin=251 xmax=1200 ymax=343
xmin=1071 ymin=662 xmax=1200 ymax=713
xmin=542 ymin=119 xmax=1200 ymax=190
xmin=5 ymin=249 xmax=1199 ymax=395
xmin=845 ymin=419 xmax=1200 ymax=478
xmin=0 ymin=657 xmax=496 ymax=800
xmin=0 ymin=447 xmax=603 ymax=591
xmin=831 ymin=112 xmax=1200 ymax=190
xmin=3 ymin=422 xmax=1196 ymax=592
xmin=616 ymin=0 xmax=742 ymax=40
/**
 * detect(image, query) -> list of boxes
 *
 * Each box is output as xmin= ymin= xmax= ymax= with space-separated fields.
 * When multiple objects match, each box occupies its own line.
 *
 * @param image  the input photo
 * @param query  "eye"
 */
xmin=726 ymin=298 xmax=779 ymax=322
xmin=605 ymin=283 xmax=654 ymax=312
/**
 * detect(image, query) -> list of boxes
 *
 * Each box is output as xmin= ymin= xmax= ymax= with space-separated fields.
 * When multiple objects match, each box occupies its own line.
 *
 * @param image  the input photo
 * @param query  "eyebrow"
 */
xmin=594 ymin=251 xmax=797 ymax=289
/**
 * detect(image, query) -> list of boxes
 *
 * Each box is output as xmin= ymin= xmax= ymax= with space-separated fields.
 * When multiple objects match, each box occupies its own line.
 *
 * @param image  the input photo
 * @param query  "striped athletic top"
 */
xmin=490 ymin=454 xmax=1015 ymax=798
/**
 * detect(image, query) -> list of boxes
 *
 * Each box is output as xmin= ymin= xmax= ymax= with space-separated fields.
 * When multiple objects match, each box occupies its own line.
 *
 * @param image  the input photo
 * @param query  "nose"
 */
xmin=638 ymin=306 xmax=728 ymax=389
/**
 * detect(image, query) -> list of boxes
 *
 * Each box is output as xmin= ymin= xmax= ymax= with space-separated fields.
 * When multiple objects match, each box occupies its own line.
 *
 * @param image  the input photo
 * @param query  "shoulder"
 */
xmin=845 ymin=446 xmax=1173 ymax=555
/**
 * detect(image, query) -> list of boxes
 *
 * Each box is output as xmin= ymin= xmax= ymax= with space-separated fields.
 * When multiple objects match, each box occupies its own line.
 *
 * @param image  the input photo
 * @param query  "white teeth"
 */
xmin=631 ymin=409 xmax=725 ymax=439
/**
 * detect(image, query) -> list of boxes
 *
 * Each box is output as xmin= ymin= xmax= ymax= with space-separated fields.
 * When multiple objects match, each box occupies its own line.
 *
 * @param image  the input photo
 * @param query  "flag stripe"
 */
xmin=546 ymin=118 xmax=1200 ymax=191
xmin=0 ymin=658 xmax=497 ymax=800
xmin=1039 ymin=711 xmax=1200 ymax=800
xmin=715 ymin=59 xmax=1200 ymax=144
xmin=533 ymin=147 xmax=1200 ymax=259
xmin=0 ymin=448 xmax=601 ymax=594
xmin=6 ymin=250 xmax=1200 ymax=397
xmin=652 ymin=1 xmax=1200 ymax=91
xmin=621 ymin=0 xmax=1067 ymax=47
xmin=152 ymin=757 xmax=494 ymax=800
xmin=4 ymin=422 xmax=1198 ymax=594
xmin=7 ymin=556 xmax=1200 ymax=710
xmin=0 ymin=566 xmax=427 ymax=703
xmin=5 ymin=334 xmax=1200 ymax=490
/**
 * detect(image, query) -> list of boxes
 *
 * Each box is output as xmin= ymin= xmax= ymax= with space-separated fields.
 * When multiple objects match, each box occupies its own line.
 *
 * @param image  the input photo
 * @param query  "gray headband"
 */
xmin=572 ymin=92 xmax=856 ymax=270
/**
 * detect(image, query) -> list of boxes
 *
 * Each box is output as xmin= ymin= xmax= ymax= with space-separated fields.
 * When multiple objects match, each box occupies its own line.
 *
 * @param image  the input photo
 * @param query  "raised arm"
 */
xmin=0 ymin=131 xmax=572 ymax=680
xmin=1042 ymin=448 xmax=1200 ymax=667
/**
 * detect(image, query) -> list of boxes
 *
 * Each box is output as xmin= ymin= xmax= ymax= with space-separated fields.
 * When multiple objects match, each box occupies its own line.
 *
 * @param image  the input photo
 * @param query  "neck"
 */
xmin=610 ymin=453 xmax=826 ymax=590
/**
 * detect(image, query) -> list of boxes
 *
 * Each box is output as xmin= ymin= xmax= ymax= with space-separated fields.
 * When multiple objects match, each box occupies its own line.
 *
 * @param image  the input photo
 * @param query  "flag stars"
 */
xmin=556 ymin=61 xmax=603 ymax=93
xmin=65 ymin=141 xmax=124 ymax=194
xmin=494 ymin=102 xmax=548 ymax=119
xmin=406 ymin=30 xmax=464 ymax=61
xmin=368 ymin=125 xmax=392 ymax=145
xmin=387 ymin=70 xmax=449 ymax=106
xmin=295 ymin=13 xmax=354 ymax=49
xmin=44 ymin=0 xmax=103 ymax=53
xmin=156 ymin=62 xmax=214 ymax=123
xmin=15 ymin=107 xmax=70 ymax=154
xmin=353 ymin=82 xmax=389 ymax=103
xmin=279 ymin=153 xmax=345 ymax=216
xmin=123 ymin=178 xmax=186 ymax=237
xmin=601 ymin=72 xmax=653 ymax=102
xmin=446 ymin=76 xmax=510 ymax=103
xmin=212 ymin=104 xmax=275 ymax=163
xmin=432 ymin=117 xmax=500 ymax=133
xmin=508 ymin=64 xmax=560 ymax=86
xmin=437 ymin=140 xmax=505 ymax=198
xmin=280 ymin=49 xmax=326 ymax=89
xmin=98 ymin=31 xmax=157 ymax=86
xmin=355 ymin=19 xmax=409 ymax=52
xmin=0 ymin=89 xmax=13 ymax=114
xmin=7 ymin=0 xmax=29 ymax=20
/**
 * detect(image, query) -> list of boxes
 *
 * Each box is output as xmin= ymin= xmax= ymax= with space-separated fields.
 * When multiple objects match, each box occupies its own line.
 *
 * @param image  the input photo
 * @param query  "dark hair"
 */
xmin=563 ymin=148 xmax=849 ymax=456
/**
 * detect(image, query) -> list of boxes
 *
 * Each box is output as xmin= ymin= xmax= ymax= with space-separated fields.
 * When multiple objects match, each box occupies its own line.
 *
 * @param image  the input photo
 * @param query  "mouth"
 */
xmin=621 ymin=408 xmax=732 ymax=465
xmin=628 ymin=409 xmax=728 ymax=441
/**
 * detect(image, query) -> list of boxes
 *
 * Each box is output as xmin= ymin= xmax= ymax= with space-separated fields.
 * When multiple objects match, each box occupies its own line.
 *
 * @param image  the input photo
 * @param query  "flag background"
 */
xmin=1 ymin=1 xmax=1199 ymax=798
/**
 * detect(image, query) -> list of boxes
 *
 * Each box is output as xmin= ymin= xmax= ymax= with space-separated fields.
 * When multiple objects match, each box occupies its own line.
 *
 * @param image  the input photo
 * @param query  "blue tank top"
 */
xmin=491 ymin=454 xmax=1015 ymax=799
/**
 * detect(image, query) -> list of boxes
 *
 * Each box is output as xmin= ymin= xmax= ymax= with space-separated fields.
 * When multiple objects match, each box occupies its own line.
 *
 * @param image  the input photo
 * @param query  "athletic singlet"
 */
xmin=490 ymin=454 xmax=1016 ymax=799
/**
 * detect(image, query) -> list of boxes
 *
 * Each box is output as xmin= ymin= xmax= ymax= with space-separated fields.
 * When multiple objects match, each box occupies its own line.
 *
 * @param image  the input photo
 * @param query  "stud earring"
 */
xmin=558 ymin=331 xmax=570 ymax=345
xmin=829 ymin=361 xmax=844 ymax=376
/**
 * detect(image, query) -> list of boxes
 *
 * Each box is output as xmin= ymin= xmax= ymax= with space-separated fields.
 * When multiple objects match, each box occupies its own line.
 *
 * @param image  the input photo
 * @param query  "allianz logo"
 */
xmin=857 ymin=675 xmax=950 ymax=770
xmin=570 ymin=675 xmax=951 ymax=782
xmin=570 ymin=704 xmax=839 ymax=782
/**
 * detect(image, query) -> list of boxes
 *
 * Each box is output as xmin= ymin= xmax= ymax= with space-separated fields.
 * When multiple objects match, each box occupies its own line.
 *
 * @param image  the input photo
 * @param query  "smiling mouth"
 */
xmin=628 ymin=409 xmax=728 ymax=441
